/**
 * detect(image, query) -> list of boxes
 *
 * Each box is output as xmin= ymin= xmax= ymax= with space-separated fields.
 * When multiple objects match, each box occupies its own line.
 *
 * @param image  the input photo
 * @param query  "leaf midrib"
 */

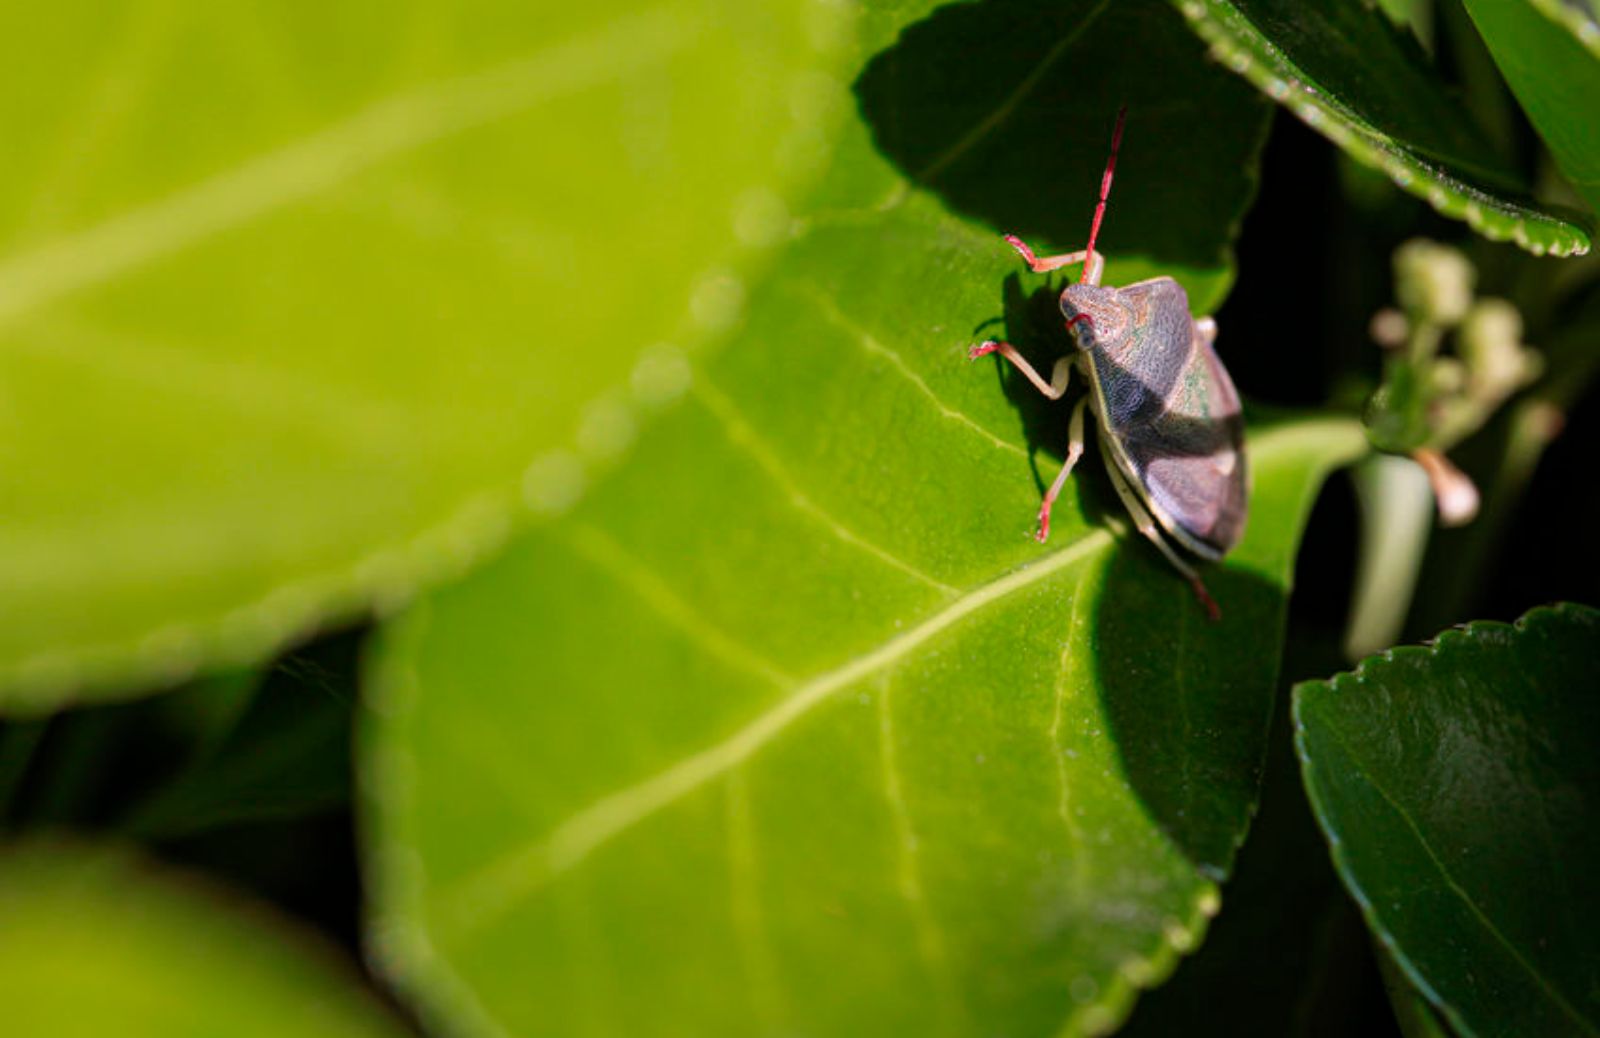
xmin=438 ymin=527 xmax=1113 ymax=934
xmin=1312 ymin=712 xmax=1600 ymax=1036
xmin=436 ymin=422 xmax=1350 ymax=939
xmin=0 ymin=5 xmax=697 ymax=327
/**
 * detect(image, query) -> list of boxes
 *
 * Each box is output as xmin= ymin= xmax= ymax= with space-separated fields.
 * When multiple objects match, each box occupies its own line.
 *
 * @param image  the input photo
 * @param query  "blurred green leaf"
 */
xmin=0 ymin=0 xmax=849 ymax=712
xmin=359 ymin=5 xmax=1367 ymax=1032
xmin=0 ymin=841 xmax=405 ymax=1038
xmin=1296 ymin=603 xmax=1600 ymax=1038
xmin=1170 ymin=0 xmax=1593 ymax=256
xmin=1460 ymin=0 xmax=1600 ymax=217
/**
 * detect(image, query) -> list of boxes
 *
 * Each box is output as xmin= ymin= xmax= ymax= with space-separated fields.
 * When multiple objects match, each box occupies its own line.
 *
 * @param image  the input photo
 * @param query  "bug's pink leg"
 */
xmin=1004 ymin=235 xmax=1092 ymax=273
xmin=1097 ymin=441 xmax=1222 ymax=621
xmin=1005 ymin=236 xmax=1107 ymax=286
xmin=967 ymin=341 xmax=1071 ymax=399
xmin=1195 ymin=316 xmax=1218 ymax=345
xmin=1036 ymin=397 xmax=1087 ymax=543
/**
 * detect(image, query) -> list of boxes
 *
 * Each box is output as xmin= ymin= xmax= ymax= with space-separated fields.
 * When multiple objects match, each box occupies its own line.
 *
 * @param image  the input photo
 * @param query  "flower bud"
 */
xmin=1394 ymin=239 xmax=1475 ymax=326
xmin=1459 ymin=298 xmax=1542 ymax=399
xmin=1413 ymin=448 xmax=1480 ymax=527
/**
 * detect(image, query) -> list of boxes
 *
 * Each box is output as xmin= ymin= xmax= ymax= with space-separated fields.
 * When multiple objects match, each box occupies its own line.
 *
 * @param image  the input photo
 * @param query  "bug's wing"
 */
xmin=1088 ymin=277 xmax=1248 ymax=558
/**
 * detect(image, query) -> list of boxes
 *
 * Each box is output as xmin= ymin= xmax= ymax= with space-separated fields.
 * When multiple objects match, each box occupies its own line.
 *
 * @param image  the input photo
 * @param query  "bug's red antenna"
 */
xmin=1080 ymin=105 xmax=1127 ymax=284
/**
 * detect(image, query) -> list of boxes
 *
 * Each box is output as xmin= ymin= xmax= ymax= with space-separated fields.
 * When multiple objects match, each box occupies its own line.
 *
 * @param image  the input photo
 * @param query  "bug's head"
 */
xmin=1059 ymin=283 xmax=1129 ymax=350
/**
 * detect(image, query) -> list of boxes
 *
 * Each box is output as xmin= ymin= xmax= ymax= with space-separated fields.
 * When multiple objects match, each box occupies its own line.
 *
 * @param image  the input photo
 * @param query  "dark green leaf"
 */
xmin=0 ymin=842 xmax=406 ymax=1037
xmin=1460 ymin=0 xmax=1600 ymax=216
xmin=1378 ymin=941 xmax=1456 ymax=1038
xmin=1295 ymin=603 xmax=1600 ymax=1038
xmin=0 ymin=0 xmax=850 ymax=712
xmin=1123 ymin=637 xmax=1404 ymax=1038
xmin=1170 ymin=0 xmax=1593 ymax=255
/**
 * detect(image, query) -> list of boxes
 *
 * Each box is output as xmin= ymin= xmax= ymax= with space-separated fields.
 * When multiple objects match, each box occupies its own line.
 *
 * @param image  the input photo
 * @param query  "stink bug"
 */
xmin=968 ymin=107 xmax=1246 ymax=619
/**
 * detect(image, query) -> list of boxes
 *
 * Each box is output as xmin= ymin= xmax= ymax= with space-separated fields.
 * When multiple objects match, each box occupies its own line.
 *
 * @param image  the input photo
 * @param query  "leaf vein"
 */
xmin=440 ymin=530 xmax=1115 ymax=932
xmin=566 ymin=523 xmax=795 ymax=689
xmin=876 ymin=672 xmax=957 ymax=1003
xmin=915 ymin=0 xmax=1111 ymax=183
xmin=693 ymin=377 xmax=959 ymax=597
xmin=795 ymin=285 xmax=1029 ymax=461
xmin=0 ymin=6 xmax=697 ymax=326
xmin=724 ymin=768 xmax=786 ymax=1025
xmin=437 ymin=424 xmax=1342 ymax=933
xmin=1048 ymin=563 xmax=1097 ymax=885
xmin=1319 ymin=722 xmax=1599 ymax=1035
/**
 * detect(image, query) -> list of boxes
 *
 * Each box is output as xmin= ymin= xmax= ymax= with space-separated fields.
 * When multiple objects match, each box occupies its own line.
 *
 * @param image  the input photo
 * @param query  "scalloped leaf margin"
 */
xmin=1170 ymin=0 xmax=1593 ymax=257
xmin=1293 ymin=603 xmax=1600 ymax=1038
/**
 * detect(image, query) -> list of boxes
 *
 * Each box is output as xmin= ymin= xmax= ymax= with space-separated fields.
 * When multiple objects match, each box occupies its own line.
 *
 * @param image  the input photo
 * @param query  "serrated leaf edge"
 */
xmin=359 ymin=419 xmax=1366 ymax=1038
xmin=1170 ymin=0 xmax=1593 ymax=257
xmin=1291 ymin=602 xmax=1600 ymax=1038
xmin=358 ymin=552 xmax=1226 ymax=1038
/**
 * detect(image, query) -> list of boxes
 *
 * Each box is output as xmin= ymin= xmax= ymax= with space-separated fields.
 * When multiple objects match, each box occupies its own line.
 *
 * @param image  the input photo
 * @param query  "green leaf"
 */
xmin=1122 ymin=637 xmax=1402 ymax=1038
xmin=0 ymin=0 xmax=849 ymax=712
xmin=1170 ymin=0 xmax=1593 ymax=256
xmin=359 ymin=7 xmax=1366 ymax=1031
xmin=363 ymin=410 xmax=1361 ymax=1038
xmin=1295 ymin=603 xmax=1600 ymax=1038
xmin=0 ymin=841 xmax=405 ymax=1037
xmin=1378 ymin=942 xmax=1457 ymax=1038
xmin=1460 ymin=0 xmax=1600 ymax=216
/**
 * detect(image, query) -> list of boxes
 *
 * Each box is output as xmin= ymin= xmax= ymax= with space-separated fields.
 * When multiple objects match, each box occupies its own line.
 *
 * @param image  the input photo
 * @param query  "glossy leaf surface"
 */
xmin=1296 ymin=603 xmax=1600 ymax=1038
xmin=1461 ymin=0 xmax=1600 ymax=216
xmin=0 ymin=0 xmax=845 ymax=711
xmin=361 ymin=6 xmax=1365 ymax=1031
xmin=1171 ymin=0 xmax=1593 ymax=255
xmin=364 ymin=404 xmax=1361 ymax=1037
xmin=0 ymin=842 xmax=405 ymax=1038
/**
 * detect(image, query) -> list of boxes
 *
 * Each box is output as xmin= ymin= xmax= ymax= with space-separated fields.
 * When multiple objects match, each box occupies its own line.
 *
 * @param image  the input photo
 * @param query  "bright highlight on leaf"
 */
xmin=0 ymin=0 xmax=850 ymax=712
xmin=359 ymin=4 xmax=1366 ymax=1022
xmin=1296 ymin=603 xmax=1600 ymax=1038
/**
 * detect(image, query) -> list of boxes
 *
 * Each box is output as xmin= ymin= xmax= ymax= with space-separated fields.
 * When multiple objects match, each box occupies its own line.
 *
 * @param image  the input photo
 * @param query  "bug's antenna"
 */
xmin=1081 ymin=105 xmax=1127 ymax=284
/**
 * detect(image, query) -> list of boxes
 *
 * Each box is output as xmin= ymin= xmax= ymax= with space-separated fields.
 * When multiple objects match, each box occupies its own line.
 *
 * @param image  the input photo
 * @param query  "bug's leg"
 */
xmin=1003 ymin=236 xmax=1103 ymax=283
xmin=1035 ymin=396 xmax=1087 ymax=543
xmin=1098 ymin=445 xmax=1222 ymax=621
xmin=1195 ymin=316 xmax=1218 ymax=345
xmin=967 ymin=341 xmax=1072 ymax=400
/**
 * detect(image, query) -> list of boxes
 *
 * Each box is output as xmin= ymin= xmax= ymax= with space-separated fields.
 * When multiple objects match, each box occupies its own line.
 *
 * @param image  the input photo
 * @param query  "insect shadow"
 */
xmin=853 ymin=0 xmax=1251 ymax=286
xmin=858 ymin=0 xmax=1275 ymax=872
xmin=980 ymin=275 xmax=1090 ymax=497
xmin=980 ymin=276 xmax=1272 ymax=877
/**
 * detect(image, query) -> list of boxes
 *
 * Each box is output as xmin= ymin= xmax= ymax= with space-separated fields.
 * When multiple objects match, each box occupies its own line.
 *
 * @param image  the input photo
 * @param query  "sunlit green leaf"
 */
xmin=1170 ymin=0 xmax=1593 ymax=255
xmin=1296 ymin=603 xmax=1600 ymax=1038
xmin=0 ymin=0 xmax=848 ymax=711
xmin=0 ymin=842 xmax=405 ymax=1038
xmin=359 ymin=6 xmax=1367 ymax=1032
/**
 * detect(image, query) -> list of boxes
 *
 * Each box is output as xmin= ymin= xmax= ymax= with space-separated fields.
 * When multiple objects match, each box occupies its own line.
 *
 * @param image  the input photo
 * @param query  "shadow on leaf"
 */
xmin=853 ymin=0 xmax=1271 ymax=302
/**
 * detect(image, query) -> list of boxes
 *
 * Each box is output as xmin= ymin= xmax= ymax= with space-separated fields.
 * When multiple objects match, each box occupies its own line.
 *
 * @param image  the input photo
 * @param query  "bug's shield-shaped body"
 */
xmin=1063 ymin=277 xmax=1247 ymax=558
